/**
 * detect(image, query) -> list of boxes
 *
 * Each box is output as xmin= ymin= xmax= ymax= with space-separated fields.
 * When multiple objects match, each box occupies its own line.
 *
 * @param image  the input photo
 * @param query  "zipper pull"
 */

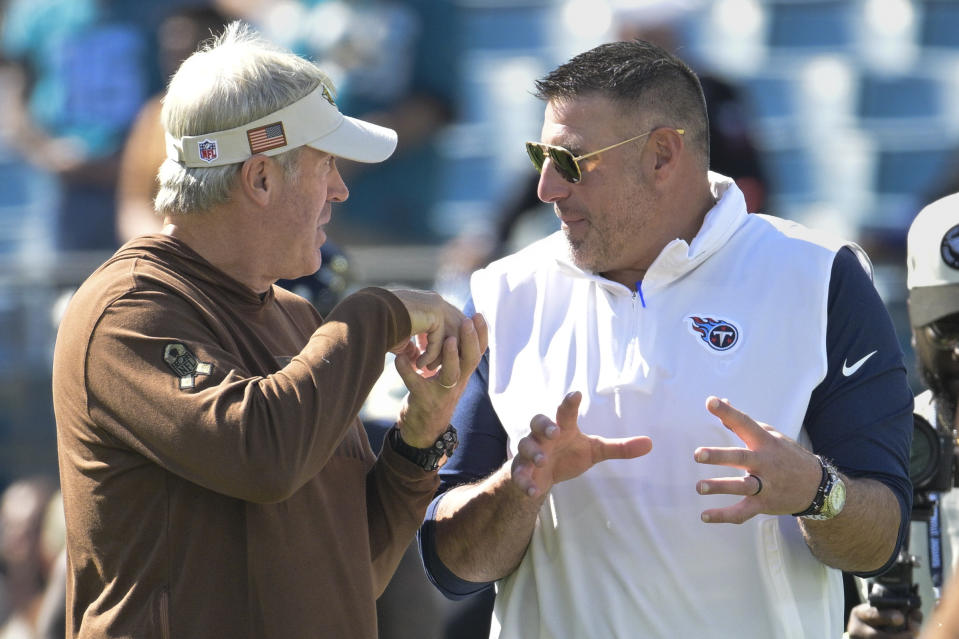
xmin=635 ymin=281 xmax=647 ymax=308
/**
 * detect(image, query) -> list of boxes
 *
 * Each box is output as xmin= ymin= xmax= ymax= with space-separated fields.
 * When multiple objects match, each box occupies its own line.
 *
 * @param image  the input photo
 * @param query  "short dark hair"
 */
xmin=534 ymin=40 xmax=709 ymax=166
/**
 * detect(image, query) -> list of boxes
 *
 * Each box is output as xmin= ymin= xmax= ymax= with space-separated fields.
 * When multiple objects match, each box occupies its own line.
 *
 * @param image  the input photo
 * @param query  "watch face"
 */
xmin=825 ymin=476 xmax=846 ymax=516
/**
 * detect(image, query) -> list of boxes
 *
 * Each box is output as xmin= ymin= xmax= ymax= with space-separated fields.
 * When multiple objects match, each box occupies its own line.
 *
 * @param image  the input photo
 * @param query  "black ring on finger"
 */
xmin=748 ymin=474 xmax=763 ymax=496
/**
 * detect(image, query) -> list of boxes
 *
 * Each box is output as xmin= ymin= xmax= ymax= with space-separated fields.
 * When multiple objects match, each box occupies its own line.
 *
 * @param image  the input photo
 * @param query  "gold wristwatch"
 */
xmin=792 ymin=456 xmax=847 ymax=521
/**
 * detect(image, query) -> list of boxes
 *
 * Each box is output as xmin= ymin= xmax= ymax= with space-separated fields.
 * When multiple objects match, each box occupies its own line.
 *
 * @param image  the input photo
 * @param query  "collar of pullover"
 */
xmin=107 ymin=234 xmax=276 ymax=308
xmin=553 ymin=172 xmax=749 ymax=298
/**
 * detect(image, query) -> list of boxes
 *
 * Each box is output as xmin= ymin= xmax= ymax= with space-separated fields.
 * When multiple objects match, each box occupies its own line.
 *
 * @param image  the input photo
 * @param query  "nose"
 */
xmin=536 ymin=159 xmax=573 ymax=204
xmin=329 ymin=162 xmax=349 ymax=202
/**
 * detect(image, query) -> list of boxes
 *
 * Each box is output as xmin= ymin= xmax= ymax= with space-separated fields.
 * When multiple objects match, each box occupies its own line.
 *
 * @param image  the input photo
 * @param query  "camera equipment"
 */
xmin=910 ymin=413 xmax=959 ymax=503
xmin=867 ymin=412 xmax=959 ymax=627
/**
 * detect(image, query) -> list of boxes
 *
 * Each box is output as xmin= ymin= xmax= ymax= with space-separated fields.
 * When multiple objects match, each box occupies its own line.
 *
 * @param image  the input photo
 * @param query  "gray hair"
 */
xmin=155 ymin=21 xmax=333 ymax=216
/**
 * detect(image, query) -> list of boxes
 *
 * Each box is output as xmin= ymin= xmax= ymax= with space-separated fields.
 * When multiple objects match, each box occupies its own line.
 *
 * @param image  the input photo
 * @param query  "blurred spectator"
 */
xmin=0 ymin=0 xmax=196 ymax=252
xmin=32 ymin=492 xmax=64 ymax=639
xmin=115 ymin=5 xmax=235 ymax=244
xmin=615 ymin=0 xmax=768 ymax=213
xmin=0 ymin=477 xmax=61 ymax=639
xmin=241 ymin=0 xmax=462 ymax=245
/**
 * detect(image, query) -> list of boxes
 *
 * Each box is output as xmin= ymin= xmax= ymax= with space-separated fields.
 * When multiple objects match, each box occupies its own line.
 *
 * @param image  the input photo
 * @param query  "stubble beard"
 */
xmin=565 ymin=227 xmax=601 ymax=273
xmin=564 ymin=211 xmax=635 ymax=276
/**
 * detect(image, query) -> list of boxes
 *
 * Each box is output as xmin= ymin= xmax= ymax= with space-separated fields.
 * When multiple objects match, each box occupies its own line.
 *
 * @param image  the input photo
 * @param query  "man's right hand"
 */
xmin=510 ymin=391 xmax=653 ymax=498
xmin=847 ymin=603 xmax=921 ymax=638
xmin=388 ymin=289 xmax=468 ymax=370
xmin=393 ymin=314 xmax=487 ymax=449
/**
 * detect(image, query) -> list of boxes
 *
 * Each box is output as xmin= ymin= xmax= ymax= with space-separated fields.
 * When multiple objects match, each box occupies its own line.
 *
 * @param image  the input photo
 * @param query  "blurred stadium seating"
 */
xmin=2 ymin=0 xmax=956 ymax=483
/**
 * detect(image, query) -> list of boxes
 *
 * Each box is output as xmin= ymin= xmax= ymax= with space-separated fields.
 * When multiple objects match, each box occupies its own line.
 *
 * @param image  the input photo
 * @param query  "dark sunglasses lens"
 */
xmin=526 ymin=143 xmax=546 ymax=172
xmin=548 ymin=148 xmax=580 ymax=183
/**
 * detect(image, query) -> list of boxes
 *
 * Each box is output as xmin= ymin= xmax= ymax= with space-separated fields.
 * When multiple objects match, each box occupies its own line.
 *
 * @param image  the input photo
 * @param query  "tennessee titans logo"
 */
xmin=942 ymin=224 xmax=959 ymax=270
xmin=689 ymin=316 xmax=739 ymax=351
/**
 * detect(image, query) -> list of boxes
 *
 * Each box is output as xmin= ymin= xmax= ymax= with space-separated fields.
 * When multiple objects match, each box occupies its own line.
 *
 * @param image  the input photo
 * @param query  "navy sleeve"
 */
xmin=417 ymin=297 xmax=509 ymax=599
xmin=804 ymin=246 xmax=914 ymax=577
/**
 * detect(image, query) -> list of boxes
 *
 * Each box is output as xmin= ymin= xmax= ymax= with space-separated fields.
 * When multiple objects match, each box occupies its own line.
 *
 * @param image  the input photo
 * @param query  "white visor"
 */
xmin=165 ymin=84 xmax=398 ymax=168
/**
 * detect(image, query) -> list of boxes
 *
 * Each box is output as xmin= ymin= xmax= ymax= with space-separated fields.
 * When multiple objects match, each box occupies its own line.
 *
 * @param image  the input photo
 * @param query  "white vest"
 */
xmin=471 ymin=175 xmax=858 ymax=638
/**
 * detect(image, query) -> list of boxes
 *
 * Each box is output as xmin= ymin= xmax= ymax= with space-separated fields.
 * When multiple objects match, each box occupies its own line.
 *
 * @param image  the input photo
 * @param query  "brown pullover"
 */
xmin=52 ymin=235 xmax=438 ymax=638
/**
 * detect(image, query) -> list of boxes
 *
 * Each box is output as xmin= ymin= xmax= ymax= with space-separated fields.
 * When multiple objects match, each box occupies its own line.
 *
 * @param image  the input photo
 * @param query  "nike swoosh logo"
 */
xmin=842 ymin=350 xmax=877 ymax=377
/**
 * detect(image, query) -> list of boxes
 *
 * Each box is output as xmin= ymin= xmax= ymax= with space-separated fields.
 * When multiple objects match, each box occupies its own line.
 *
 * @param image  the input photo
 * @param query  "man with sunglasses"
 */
xmin=847 ymin=196 xmax=959 ymax=637
xmin=418 ymin=40 xmax=913 ymax=638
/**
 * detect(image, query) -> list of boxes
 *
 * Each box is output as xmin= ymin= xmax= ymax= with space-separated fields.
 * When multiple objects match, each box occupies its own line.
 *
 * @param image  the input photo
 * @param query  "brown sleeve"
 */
xmin=83 ymin=287 xmax=412 ymax=503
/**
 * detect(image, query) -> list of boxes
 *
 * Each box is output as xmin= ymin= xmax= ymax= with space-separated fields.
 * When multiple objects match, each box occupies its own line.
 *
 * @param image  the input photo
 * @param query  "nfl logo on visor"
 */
xmin=689 ymin=316 xmax=739 ymax=351
xmin=198 ymin=139 xmax=219 ymax=163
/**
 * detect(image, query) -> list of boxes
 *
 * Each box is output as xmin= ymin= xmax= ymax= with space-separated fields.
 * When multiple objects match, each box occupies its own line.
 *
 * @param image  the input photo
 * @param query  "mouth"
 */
xmin=558 ymin=211 xmax=588 ymax=234
xmin=316 ymin=217 xmax=329 ymax=246
xmin=318 ymin=207 xmax=332 ymax=228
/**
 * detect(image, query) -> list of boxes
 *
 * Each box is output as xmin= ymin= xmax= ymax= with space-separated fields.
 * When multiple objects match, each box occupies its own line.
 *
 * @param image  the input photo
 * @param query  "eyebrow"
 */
xmin=550 ymin=139 xmax=584 ymax=156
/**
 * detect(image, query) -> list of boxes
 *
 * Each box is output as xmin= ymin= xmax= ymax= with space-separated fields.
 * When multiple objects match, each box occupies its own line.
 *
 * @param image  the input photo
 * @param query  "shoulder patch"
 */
xmin=163 ymin=343 xmax=213 ymax=390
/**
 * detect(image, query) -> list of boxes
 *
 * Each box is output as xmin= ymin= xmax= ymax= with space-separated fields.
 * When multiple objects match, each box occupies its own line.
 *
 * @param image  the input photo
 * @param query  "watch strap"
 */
xmin=791 ymin=455 xmax=832 ymax=518
xmin=389 ymin=425 xmax=458 ymax=472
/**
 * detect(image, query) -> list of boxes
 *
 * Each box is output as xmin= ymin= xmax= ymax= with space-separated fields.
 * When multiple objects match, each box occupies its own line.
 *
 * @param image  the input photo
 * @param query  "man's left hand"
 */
xmin=693 ymin=396 xmax=824 ymax=524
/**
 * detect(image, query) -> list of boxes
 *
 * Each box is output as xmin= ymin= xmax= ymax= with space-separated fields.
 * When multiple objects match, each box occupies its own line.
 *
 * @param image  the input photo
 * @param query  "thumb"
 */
xmin=555 ymin=391 xmax=583 ymax=428
xmin=393 ymin=348 xmax=420 ymax=388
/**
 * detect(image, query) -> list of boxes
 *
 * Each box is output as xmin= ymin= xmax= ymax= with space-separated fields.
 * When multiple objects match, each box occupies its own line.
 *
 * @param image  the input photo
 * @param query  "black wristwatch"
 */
xmin=389 ymin=425 xmax=458 ymax=472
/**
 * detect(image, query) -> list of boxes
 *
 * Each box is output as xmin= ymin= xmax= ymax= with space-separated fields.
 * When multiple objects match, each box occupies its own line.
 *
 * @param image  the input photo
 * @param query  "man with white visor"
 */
xmin=52 ymin=21 xmax=486 ymax=639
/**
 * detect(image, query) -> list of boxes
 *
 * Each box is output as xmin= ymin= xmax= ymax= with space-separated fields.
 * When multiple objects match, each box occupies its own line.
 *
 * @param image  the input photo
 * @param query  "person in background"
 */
xmin=115 ymin=5 xmax=235 ymax=245
xmin=0 ymin=0 xmax=180 ymax=252
xmin=227 ymin=0 xmax=462 ymax=245
xmin=52 ymin=22 xmax=485 ymax=638
xmin=419 ymin=39 xmax=913 ymax=638
xmin=0 ymin=477 xmax=58 ymax=639
xmin=847 ymin=195 xmax=959 ymax=638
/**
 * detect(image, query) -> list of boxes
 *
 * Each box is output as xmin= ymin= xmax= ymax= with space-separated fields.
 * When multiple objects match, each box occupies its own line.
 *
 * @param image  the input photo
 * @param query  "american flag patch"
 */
xmin=247 ymin=122 xmax=287 ymax=153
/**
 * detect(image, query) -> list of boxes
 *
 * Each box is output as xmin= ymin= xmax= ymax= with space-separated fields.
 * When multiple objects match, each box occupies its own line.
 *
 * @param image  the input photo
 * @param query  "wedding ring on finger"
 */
xmin=748 ymin=474 xmax=763 ymax=496
xmin=438 ymin=380 xmax=457 ymax=389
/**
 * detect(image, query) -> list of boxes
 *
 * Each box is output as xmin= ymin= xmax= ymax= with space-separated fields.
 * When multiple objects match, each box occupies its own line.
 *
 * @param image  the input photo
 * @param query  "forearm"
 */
xmin=434 ymin=463 xmax=545 ymax=583
xmin=801 ymin=476 xmax=903 ymax=573
xmin=83 ymin=287 xmax=409 ymax=502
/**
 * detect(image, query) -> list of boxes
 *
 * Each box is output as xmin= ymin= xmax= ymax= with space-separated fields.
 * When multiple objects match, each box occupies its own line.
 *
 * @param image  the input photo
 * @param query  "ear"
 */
xmin=237 ymin=155 xmax=275 ymax=207
xmin=650 ymin=128 xmax=685 ymax=180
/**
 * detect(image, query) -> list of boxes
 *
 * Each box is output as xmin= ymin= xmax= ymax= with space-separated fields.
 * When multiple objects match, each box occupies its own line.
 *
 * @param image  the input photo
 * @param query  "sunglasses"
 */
xmin=525 ymin=128 xmax=685 ymax=184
